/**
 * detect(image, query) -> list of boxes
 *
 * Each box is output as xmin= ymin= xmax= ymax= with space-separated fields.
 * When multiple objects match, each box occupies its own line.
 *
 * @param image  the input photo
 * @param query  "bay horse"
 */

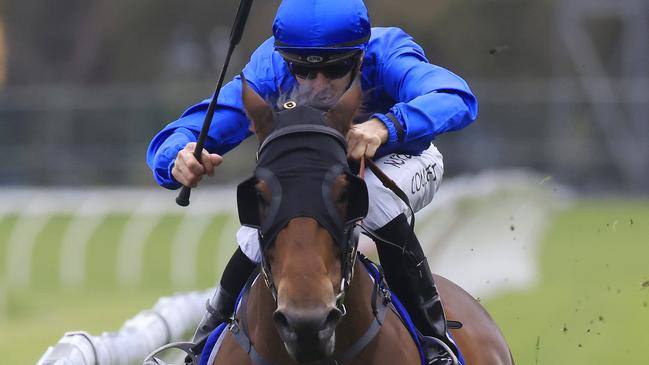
xmin=208 ymin=75 xmax=514 ymax=365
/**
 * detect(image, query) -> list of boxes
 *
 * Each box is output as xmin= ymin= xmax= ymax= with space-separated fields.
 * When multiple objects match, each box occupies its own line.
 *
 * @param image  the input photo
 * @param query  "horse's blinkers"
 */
xmin=236 ymin=105 xmax=368 ymax=312
xmin=237 ymin=169 xmax=368 ymax=237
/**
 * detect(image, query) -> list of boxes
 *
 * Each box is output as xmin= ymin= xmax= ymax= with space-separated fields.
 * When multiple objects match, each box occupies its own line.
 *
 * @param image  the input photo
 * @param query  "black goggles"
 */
xmin=288 ymin=57 xmax=358 ymax=80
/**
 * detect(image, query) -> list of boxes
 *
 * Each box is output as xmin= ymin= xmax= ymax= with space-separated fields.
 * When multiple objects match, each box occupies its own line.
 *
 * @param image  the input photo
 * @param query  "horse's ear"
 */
xmin=241 ymin=73 xmax=273 ymax=142
xmin=325 ymin=77 xmax=362 ymax=135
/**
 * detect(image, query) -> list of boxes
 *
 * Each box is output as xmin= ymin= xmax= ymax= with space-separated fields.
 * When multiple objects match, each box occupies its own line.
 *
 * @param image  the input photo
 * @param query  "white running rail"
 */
xmin=22 ymin=169 xmax=569 ymax=365
xmin=36 ymin=289 xmax=213 ymax=365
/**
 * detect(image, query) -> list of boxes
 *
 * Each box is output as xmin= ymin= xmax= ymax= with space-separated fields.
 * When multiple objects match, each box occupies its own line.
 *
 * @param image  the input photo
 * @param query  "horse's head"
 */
xmin=237 ymin=75 xmax=368 ymax=362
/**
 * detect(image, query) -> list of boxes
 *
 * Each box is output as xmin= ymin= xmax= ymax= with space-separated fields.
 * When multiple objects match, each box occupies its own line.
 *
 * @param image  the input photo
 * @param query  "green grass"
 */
xmin=483 ymin=199 xmax=649 ymax=364
xmin=0 ymin=212 xmax=234 ymax=364
xmin=1 ymin=199 xmax=648 ymax=364
xmin=1 ymin=289 xmax=168 ymax=364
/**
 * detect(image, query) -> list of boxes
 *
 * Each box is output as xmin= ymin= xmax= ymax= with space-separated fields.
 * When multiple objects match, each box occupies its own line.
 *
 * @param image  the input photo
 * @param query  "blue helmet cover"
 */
xmin=273 ymin=0 xmax=371 ymax=54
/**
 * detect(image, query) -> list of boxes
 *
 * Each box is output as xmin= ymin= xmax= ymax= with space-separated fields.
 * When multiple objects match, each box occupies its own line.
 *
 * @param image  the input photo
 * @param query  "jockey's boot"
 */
xmin=374 ymin=214 xmax=459 ymax=365
xmin=191 ymin=247 xmax=257 ymax=344
xmin=191 ymin=285 xmax=236 ymax=344
xmin=411 ymin=258 xmax=460 ymax=365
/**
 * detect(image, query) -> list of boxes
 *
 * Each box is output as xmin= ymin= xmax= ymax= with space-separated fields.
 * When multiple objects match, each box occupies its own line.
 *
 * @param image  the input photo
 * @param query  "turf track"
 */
xmin=1 ymin=199 xmax=647 ymax=364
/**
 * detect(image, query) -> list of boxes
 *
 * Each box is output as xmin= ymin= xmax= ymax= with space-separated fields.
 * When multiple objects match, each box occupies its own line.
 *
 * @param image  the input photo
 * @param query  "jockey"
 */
xmin=146 ymin=0 xmax=477 ymax=364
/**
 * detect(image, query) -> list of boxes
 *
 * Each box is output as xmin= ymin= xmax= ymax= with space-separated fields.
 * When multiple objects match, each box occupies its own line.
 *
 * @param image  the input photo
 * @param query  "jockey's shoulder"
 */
xmin=368 ymin=27 xmax=419 ymax=47
xmin=366 ymin=27 xmax=426 ymax=61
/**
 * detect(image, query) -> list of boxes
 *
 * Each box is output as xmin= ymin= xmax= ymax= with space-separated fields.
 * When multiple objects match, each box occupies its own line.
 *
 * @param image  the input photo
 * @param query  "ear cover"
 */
xmin=344 ymin=172 xmax=368 ymax=224
xmin=237 ymin=176 xmax=261 ymax=229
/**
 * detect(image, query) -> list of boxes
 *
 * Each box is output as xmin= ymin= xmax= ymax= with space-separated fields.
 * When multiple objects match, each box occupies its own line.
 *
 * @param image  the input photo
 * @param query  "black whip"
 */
xmin=176 ymin=0 xmax=254 ymax=207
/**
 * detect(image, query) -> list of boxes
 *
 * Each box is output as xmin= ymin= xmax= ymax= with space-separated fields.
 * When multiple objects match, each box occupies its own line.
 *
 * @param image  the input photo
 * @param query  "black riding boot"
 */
xmin=374 ymin=214 xmax=459 ymax=365
xmin=191 ymin=285 xmax=236 ymax=343
xmin=191 ymin=247 xmax=257 ymax=344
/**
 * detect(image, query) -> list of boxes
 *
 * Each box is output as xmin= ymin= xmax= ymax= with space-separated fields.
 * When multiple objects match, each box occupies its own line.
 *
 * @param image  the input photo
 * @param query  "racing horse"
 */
xmin=208 ymin=75 xmax=514 ymax=365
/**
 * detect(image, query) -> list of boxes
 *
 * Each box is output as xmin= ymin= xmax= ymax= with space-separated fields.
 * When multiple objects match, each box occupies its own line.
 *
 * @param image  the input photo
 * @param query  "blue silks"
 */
xmin=146 ymin=27 xmax=478 ymax=189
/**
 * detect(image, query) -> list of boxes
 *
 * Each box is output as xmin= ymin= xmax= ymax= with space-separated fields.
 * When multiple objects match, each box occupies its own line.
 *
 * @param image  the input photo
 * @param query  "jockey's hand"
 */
xmin=346 ymin=118 xmax=389 ymax=160
xmin=172 ymin=142 xmax=223 ymax=188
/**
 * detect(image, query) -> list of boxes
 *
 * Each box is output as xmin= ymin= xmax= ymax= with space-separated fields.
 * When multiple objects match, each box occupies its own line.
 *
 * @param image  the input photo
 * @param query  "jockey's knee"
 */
xmin=236 ymin=226 xmax=262 ymax=263
xmin=363 ymin=173 xmax=406 ymax=230
xmin=364 ymin=144 xmax=444 ymax=231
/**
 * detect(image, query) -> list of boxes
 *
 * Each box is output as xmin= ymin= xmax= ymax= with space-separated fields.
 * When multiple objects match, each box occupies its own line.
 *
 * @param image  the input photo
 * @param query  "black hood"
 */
xmin=237 ymin=105 xmax=367 ymax=251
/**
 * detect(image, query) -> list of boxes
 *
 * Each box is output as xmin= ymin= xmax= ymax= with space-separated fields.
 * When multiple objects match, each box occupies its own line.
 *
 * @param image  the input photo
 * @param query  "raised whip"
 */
xmin=176 ymin=0 xmax=254 ymax=206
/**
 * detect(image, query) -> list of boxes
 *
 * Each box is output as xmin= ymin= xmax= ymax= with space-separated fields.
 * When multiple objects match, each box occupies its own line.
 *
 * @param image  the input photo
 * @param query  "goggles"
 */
xmin=288 ymin=58 xmax=358 ymax=80
xmin=279 ymin=50 xmax=361 ymax=80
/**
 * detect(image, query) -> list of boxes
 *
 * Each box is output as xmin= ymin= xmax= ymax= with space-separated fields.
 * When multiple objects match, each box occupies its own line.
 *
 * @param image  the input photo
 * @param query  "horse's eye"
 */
xmin=336 ymin=187 xmax=349 ymax=204
xmin=256 ymin=190 xmax=270 ymax=206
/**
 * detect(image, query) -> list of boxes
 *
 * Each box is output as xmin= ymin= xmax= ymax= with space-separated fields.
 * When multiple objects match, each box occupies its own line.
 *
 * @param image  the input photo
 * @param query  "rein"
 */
xmin=359 ymin=158 xmax=420 ymax=262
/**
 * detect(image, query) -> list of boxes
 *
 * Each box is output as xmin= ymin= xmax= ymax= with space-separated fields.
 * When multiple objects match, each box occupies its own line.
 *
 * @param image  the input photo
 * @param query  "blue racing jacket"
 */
xmin=147 ymin=27 xmax=478 ymax=189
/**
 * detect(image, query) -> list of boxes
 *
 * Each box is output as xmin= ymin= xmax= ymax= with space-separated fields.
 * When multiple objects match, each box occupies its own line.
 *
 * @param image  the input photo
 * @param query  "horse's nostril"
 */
xmin=273 ymin=310 xmax=290 ymax=330
xmin=324 ymin=308 xmax=343 ymax=328
xmin=273 ymin=310 xmax=299 ymax=343
xmin=317 ymin=307 xmax=342 ymax=341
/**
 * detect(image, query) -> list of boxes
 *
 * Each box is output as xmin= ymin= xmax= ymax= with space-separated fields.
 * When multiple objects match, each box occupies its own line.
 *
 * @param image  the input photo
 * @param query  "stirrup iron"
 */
xmin=143 ymin=341 xmax=200 ymax=365
xmin=422 ymin=336 xmax=459 ymax=365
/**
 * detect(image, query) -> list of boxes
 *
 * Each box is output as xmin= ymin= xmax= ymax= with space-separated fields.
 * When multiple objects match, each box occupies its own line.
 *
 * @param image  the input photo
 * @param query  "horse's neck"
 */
xmin=244 ymin=260 xmax=377 ymax=360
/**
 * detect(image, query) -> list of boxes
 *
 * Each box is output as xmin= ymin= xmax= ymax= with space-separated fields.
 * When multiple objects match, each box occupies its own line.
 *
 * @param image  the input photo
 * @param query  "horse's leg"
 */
xmin=435 ymin=274 xmax=515 ymax=365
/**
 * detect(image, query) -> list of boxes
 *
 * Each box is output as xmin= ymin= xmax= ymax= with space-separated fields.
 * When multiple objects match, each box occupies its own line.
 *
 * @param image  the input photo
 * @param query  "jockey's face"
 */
xmin=295 ymin=70 xmax=352 ymax=103
xmin=289 ymin=52 xmax=362 ymax=107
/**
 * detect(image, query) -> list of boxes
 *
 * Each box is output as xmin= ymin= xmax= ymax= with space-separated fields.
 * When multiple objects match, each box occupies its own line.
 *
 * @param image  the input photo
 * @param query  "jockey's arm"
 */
xmin=145 ymin=82 xmax=253 ymax=189
xmin=369 ymin=28 xmax=479 ymax=158
xmin=146 ymin=40 xmax=280 ymax=189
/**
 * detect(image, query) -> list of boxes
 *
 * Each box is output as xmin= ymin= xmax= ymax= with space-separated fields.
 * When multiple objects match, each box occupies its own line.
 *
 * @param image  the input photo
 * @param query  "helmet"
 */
xmin=272 ymin=0 xmax=370 ymax=65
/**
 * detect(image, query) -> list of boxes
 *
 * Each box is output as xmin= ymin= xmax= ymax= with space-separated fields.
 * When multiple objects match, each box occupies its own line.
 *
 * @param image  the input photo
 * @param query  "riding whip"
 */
xmin=176 ymin=0 xmax=255 ymax=207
